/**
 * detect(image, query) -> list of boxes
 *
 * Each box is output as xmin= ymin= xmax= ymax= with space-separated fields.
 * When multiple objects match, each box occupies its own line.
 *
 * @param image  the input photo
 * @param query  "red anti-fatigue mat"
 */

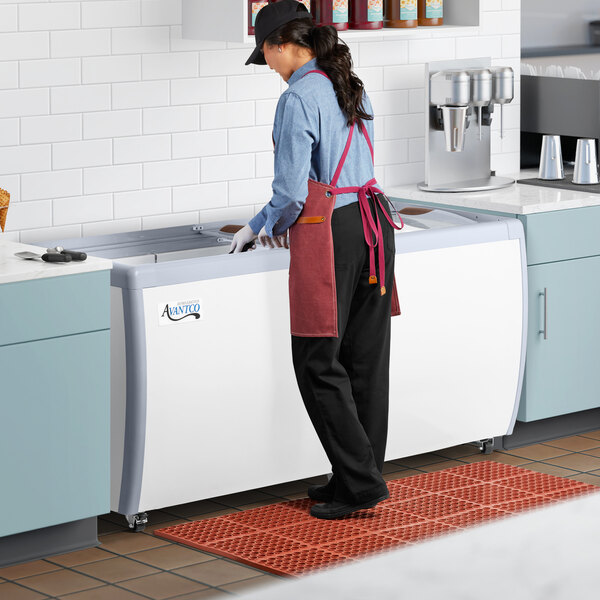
xmin=154 ymin=462 xmax=598 ymax=577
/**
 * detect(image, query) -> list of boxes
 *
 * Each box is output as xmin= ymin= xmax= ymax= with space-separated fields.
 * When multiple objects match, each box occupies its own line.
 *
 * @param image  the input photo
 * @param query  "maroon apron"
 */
xmin=288 ymin=69 xmax=403 ymax=338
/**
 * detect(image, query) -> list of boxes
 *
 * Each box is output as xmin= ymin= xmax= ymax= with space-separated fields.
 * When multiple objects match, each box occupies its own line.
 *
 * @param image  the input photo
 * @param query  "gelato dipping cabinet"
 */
xmin=41 ymin=205 xmax=527 ymax=530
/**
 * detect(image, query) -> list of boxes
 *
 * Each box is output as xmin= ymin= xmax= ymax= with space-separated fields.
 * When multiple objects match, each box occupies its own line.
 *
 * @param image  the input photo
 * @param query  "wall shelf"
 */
xmin=182 ymin=0 xmax=480 ymax=45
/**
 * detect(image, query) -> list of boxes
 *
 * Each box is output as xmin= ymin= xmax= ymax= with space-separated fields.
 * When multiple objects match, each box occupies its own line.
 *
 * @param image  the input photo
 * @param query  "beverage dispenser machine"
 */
xmin=419 ymin=57 xmax=515 ymax=192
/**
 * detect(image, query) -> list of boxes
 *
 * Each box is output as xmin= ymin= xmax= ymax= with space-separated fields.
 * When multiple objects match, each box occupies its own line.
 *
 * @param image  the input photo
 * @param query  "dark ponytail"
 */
xmin=264 ymin=20 xmax=372 ymax=126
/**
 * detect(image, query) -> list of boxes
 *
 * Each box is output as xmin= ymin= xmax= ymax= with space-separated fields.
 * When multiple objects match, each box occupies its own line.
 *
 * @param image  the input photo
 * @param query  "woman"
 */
xmin=231 ymin=0 xmax=402 ymax=520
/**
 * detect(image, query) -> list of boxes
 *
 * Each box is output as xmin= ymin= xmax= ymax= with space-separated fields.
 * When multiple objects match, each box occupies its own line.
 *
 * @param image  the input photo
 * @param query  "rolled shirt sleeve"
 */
xmin=248 ymin=91 xmax=317 ymax=237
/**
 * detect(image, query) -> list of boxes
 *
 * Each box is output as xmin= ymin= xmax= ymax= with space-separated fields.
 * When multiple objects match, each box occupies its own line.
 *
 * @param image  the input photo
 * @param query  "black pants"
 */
xmin=291 ymin=198 xmax=395 ymax=504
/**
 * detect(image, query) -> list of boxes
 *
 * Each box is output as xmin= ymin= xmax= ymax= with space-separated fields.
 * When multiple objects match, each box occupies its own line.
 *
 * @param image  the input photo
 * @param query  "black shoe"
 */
xmin=309 ymin=491 xmax=389 ymax=520
xmin=308 ymin=483 xmax=334 ymax=502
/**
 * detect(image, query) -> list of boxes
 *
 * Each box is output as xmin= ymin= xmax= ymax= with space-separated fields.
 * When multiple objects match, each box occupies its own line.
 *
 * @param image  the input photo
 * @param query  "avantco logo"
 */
xmin=158 ymin=298 xmax=202 ymax=326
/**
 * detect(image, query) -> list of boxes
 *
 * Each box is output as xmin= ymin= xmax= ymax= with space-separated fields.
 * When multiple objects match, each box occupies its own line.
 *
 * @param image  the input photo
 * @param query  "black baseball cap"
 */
xmin=245 ymin=0 xmax=312 ymax=66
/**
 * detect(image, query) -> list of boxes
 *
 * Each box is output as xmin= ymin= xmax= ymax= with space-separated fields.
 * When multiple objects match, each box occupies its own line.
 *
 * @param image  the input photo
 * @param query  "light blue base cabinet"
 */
xmin=521 ymin=255 xmax=600 ymax=421
xmin=517 ymin=207 xmax=600 ymax=422
xmin=0 ymin=270 xmax=110 ymax=546
xmin=390 ymin=197 xmax=600 ymax=424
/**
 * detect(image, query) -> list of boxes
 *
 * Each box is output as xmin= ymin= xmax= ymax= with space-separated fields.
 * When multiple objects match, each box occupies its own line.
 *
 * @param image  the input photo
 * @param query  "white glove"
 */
xmin=258 ymin=226 xmax=289 ymax=249
xmin=229 ymin=224 xmax=258 ymax=254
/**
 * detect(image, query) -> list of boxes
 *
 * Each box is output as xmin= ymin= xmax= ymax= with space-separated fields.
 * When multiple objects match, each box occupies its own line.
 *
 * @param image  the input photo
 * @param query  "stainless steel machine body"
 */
xmin=419 ymin=57 xmax=515 ymax=193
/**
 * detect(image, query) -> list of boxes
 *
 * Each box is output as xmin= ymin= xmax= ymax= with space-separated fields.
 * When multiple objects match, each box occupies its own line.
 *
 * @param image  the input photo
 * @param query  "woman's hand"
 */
xmin=258 ymin=226 xmax=289 ymax=249
xmin=229 ymin=224 xmax=257 ymax=253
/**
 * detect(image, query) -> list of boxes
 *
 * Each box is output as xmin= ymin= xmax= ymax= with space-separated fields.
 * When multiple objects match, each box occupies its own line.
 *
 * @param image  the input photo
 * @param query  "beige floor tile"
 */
xmin=579 ymin=429 xmax=600 ymax=441
xmin=210 ymin=490 xmax=277 ymax=508
xmin=0 ymin=581 xmax=48 ymax=599
xmin=119 ymin=572 xmax=208 ymax=600
xmin=543 ymin=435 xmax=600 ymax=452
xmin=18 ymin=569 xmax=103 ymax=597
xmin=591 ymin=469 xmax=600 ymax=477
xmin=455 ymin=452 xmax=531 ymax=466
xmin=582 ymin=447 xmax=600 ymax=458
xmin=48 ymin=547 xmax=115 ymax=568
xmin=56 ymin=584 xmax=149 ymax=599
xmin=419 ymin=460 xmax=468 ymax=473
xmin=220 ymin=574 xmax=281 ymax=594
xmin=98 ymin=532 xmax=170 ymax=555
xmin=171 ymin=590 xmax=231 ymax=599
xmin=142 ymin=510 xmax=180 ymax=525
xmin=172 ymin=559 xmax=263 ymax=587
xmin=282 ymin=491 xmax=312 ymax=500
xmin=237 ymin=498 xmax=283 ymax=510
xmin=382 ymin=462 xmax=407 ymax=474
xmin=567 ymin=473 xmax=600 ymax=486
xmin=163 ymin=500 xmax=228 ymax=519
xmin=73 ymin=556 xmax=159 ymax=583
xmin=543 ymin=453 xmax=600 ymax=472
xmin=186 ymin=509 xmax=238 ymax=521
xmin=433 ymin=445 xmax=480 ymax=460
xmin=392 ymin=453 xmax=448 ymax=468
xmin=143 ymin=519 xmax=190 ymax=534
xmin=0 ymin=560 xmax=60 ymax=580
xmin=128 ymin=545 xmax=214 ymax=570
xmin=500 ymin=444 xmax=571 ymax=461
xmin=516 ymin=462 xmax=579 ymax=477
xmin=383 ymin=469 xmax=423 ymax=481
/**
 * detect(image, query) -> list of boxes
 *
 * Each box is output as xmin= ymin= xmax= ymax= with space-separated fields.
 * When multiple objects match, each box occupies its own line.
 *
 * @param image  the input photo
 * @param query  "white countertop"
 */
xmin=240 ymin=491 xmax=600 ymax=600
xmin=387 ymin=171 xmax=600 ymax=215
xmin=0 ymin=238 xmax=112 ymax=285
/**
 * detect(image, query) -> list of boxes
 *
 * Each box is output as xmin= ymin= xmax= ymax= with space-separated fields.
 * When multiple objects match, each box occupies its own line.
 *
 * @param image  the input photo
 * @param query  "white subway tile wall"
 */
xmin=0 ymin=0 xmax=520 ymax=238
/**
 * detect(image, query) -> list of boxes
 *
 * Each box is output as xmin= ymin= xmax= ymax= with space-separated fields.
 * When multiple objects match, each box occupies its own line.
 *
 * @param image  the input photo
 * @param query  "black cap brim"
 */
xmin=245 ymin=45 xmax=266 ymax=66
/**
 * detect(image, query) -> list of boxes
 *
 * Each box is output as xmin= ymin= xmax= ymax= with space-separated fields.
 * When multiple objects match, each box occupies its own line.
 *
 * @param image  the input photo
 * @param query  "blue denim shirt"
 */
xmin=248 ymin=58 xmax=378 ymax=237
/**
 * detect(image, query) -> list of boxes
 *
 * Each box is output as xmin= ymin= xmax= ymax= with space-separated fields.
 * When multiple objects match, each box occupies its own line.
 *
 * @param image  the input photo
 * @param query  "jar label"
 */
xmin=333 ymin=0 xmax=348 ymax=23
xmin=298 ymin=0 xmax=311 ymax=10
xmin=367 ymin=0 xmax=383 ymax=22
xmin=425 ymin=0 xmax=443 ymax=19
xmin=400 ymin=0 xmax=417 ymax=20
xmin=252 ymin=1 xmax=269 ymax=26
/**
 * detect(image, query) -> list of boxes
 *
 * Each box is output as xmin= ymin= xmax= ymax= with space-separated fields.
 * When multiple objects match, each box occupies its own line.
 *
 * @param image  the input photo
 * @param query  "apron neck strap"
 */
xmin=330 ymin=123 xmax=354 ymax=188
xmin=358 ymin=120 xmax=374 ymax=163
xmin=301 ymin=69 xmax=376 ymax=182
xmin=303 ymin=69 xmax=329 ymax=78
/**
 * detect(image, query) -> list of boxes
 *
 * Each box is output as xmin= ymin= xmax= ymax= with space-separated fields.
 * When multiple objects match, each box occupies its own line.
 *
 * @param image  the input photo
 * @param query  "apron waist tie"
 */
xmin=330 ymin=179 xmax=403 ymax=296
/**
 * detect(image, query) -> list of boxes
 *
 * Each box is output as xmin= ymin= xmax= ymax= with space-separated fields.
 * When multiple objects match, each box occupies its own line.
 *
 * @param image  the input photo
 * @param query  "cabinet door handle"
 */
xmin=538 ymin=288 xmax=548 ymax=340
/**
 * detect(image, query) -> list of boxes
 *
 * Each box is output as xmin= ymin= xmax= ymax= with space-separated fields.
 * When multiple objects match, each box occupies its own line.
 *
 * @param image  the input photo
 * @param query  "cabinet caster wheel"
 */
xmin=472 ymin=438 xmax=495 ymax=455
xmin=126 ymin=512 xmax=148 ymax=532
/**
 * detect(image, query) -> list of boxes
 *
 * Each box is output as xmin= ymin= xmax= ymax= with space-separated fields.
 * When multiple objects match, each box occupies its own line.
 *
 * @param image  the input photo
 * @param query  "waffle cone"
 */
xmin=0 ymin=188 xmax=9 ymax=232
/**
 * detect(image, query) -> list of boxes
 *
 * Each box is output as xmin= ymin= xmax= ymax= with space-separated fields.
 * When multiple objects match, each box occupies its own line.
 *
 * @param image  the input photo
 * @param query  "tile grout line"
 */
xmin=3 ymin=445 xmax=600 ymax=593
xmin=53 ymin=529 xmax=280 ymax=597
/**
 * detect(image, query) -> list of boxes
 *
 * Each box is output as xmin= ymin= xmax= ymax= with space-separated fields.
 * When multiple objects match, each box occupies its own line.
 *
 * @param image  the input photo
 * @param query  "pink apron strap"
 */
xmin=303 ymin=69 xmax=329 ymax=78
xmin=358 ymin=120 xmax=374 ymax=163
xmin=330 ymin=124 xmax=355 ymax=188
xmin=301 ymin=67 xmax=402 ymax=296
xmin=302 ymin=69 xmax=358 ymax=184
